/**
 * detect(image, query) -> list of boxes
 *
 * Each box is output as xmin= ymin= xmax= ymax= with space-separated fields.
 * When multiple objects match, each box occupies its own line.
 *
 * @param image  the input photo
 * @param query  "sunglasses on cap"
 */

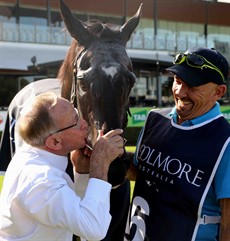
xmin=173 ymin=53 xmax=226 ymax=83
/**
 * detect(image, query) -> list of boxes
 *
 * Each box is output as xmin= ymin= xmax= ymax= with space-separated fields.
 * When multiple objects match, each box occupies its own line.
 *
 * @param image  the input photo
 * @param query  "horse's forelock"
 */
xmin=85 ymin=20 xmax=121 ymax=40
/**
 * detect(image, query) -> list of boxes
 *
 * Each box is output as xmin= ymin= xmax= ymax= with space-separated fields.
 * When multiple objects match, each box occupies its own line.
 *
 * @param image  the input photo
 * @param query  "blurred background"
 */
xmin=0 ymin=0 xmax=230 ymax=134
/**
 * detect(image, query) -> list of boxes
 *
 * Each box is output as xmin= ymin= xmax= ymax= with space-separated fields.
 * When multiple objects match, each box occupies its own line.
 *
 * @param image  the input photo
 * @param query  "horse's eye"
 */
xmin=128 ymin=62 xmax=133 ymax=72
xmin=78 ymin=81 xmax=88 ymax=93
xmin=129 ymin=73 xmax=136 ymax=87
xmin=79 ymin=58 xmax=90 ymax=71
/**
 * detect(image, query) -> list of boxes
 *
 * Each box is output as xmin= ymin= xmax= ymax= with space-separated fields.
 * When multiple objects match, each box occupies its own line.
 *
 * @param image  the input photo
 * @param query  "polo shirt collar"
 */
xmin=169 ymin=102 xmax=221 ymax=126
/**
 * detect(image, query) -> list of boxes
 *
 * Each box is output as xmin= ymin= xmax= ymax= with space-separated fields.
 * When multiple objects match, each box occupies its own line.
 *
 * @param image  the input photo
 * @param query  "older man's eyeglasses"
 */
xmin=173 ymin=53 xmax=226 ymax=83
xmin=51 ymin=108 xmax=80 ymax=134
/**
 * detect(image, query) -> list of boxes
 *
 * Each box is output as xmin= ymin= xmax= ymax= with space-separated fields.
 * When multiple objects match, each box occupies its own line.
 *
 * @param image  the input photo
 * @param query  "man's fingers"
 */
xmin=112 ymin=135 xmax=125 ymax=147
xmin=97 ymin=130 xmax=104 ymax=140
xmin=103 ymin=129 xmax=123 ymax=138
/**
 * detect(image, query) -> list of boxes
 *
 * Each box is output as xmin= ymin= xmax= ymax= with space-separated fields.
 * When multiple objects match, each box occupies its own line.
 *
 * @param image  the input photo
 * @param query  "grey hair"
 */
xmin=17 ymin=92 xmax=59 ymax=147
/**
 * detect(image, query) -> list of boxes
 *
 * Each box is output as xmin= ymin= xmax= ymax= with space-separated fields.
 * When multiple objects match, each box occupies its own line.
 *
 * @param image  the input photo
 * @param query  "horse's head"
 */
xmin=59 ymin=0 xmax=142 ymax=145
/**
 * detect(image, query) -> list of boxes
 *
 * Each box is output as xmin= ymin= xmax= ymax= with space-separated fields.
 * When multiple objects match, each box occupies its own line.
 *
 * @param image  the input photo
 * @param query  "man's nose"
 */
xmin=175 ymin=83 xmax=188 ymax=97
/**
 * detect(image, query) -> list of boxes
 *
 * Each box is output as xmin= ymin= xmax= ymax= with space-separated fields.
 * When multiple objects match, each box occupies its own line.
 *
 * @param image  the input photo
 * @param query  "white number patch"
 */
xmin=125 ymin=196 xmax=150 ymax=241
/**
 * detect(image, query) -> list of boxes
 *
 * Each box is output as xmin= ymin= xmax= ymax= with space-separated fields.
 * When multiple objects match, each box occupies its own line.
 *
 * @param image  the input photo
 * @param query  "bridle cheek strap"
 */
xmin=70 ymin=67 xmax=77 ymax=106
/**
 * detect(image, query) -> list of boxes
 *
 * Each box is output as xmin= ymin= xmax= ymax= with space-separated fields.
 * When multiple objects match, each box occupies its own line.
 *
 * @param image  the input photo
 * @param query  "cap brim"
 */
xmin=162 ymin=64 xmax=207 ymax=87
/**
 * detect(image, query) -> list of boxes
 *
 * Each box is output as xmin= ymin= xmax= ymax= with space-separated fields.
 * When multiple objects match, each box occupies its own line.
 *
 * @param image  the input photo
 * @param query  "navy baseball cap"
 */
xmin=163 ymin=47 xmax=229 ymax=87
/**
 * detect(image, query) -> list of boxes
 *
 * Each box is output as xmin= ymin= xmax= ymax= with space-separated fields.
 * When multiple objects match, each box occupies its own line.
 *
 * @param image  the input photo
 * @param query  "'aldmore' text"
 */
xmin=137 ymin=144 xmax=204 ymax=187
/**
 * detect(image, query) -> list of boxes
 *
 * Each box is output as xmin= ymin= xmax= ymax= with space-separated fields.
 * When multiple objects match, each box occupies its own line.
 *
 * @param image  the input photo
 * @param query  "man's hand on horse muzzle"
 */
xmin=71 ymin=129 xmax=124 ymax=182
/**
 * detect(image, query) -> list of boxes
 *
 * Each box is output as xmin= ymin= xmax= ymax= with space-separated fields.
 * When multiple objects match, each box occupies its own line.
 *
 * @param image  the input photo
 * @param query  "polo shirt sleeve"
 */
xmin=214 ymin=141 xmax=230 ymax=199
xmin=134 ymin=127 xmax=144 ymax=166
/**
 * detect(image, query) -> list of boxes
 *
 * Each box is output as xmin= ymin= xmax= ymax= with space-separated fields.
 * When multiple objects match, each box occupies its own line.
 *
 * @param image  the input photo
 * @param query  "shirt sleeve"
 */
xmin=18 ymin=169 xmax=112 ymax=241
xmin=134 ymin=127 xmax=144 ymax=166
xmin=214 ymin=141 xmax=230 ymax=199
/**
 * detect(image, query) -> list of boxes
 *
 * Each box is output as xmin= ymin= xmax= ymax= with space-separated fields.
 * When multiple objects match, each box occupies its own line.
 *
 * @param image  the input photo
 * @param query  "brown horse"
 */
xmin=59 ymin=0 xmax=142 ymax=145
xmin=58 ymin=1 xmax=142 ymax=240
xmin=0 ymin=1 xmax=142 ymax=240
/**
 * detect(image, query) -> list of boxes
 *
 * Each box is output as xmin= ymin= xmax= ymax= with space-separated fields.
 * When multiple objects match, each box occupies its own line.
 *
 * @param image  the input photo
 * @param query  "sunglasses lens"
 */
xmin=174 ymin=53 xmax=184 ymax=64
xmin=187 ymin=53 xmax=204 ymax=66
xmin=173 ymin=52 xmax=225 ymax=83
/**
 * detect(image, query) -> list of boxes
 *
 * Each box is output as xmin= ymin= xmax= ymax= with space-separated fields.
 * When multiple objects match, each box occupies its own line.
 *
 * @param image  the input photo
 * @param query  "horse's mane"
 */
xmin=58 ymin=41 xmax=79 ymax=100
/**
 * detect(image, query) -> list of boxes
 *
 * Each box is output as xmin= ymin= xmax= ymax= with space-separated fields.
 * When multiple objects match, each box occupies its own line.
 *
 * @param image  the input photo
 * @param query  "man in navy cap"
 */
xmin=125 ymin=47 xmax=230 ymax=241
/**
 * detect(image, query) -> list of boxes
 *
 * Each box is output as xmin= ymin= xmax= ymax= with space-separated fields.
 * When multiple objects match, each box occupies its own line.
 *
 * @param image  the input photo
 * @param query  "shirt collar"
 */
xmin=169 ymin=102 xmax=221 ymax=126
xmin=22 ymin=144 xmax=68 ymax=171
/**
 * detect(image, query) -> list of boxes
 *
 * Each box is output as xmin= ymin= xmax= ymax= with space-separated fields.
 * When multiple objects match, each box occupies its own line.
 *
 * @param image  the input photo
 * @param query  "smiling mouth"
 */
xmin=178 ymin=99 xmax=191 ymax=106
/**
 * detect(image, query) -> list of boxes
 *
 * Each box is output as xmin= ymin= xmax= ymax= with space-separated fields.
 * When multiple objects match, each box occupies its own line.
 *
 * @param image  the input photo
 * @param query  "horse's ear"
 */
xmin=120 ymin=3 xmax=143 ymax=44
xmin=59 ymin=0 xmax=92 ymax=45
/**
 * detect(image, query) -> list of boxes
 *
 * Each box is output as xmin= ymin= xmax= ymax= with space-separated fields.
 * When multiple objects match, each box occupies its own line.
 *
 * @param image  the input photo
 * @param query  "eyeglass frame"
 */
xmin=51 ymin=108 xmax=81 ymax=135
xmin=173 ymin=53 xmax=226 ymax=83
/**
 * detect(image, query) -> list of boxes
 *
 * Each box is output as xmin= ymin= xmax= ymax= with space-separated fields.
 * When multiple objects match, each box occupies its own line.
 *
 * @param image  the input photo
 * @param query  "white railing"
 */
xmin=1 ymin=22 xmax=230 ymax=54
xmin=0 ymin=23 xmax=72 ymax=45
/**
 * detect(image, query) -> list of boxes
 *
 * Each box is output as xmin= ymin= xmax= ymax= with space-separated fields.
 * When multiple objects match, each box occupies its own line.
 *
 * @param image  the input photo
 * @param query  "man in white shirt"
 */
xmin=0 ymin=91 xmax=125 ymax=241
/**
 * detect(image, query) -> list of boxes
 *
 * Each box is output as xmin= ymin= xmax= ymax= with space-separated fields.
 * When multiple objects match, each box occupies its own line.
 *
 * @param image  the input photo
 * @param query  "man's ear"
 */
xmin=45 ymin=134 xmax=63 ymax=150
xmin=215 ymin=85 xmax=227 ymax=100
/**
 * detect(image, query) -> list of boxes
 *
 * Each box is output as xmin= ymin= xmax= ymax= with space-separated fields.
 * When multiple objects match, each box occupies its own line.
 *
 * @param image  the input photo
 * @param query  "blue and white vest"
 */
xmin=125 ymin=110 xmax=230 ymax=241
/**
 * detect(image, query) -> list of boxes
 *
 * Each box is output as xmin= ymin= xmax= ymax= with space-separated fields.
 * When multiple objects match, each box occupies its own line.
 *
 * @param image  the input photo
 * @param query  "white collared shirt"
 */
xmin=0 ymin=144 xmax=112 ymax=241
